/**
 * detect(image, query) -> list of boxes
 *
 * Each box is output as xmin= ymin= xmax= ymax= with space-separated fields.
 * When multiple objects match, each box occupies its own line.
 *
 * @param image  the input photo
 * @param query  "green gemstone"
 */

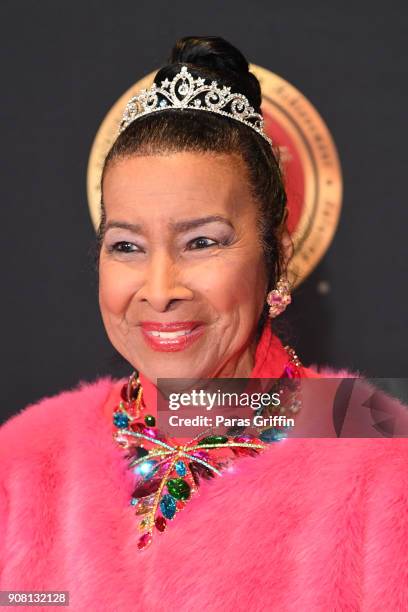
xmin=144 ymin=414 xmax=156 ymax=427
xmin=167 ymin=478 xmax=191 ymax=500
xmin=198 ymin=435 xmax=228 ymax=446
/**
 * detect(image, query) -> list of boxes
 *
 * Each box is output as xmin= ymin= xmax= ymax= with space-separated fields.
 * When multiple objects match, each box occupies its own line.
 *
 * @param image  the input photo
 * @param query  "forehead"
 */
xmin=102 ymin=151 xmax=254 ymax=221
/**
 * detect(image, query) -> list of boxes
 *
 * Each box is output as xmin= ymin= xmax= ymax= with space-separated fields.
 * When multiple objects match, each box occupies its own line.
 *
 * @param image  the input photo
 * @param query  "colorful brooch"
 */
xmin=112 ymin=347 xmax=302 ymax=551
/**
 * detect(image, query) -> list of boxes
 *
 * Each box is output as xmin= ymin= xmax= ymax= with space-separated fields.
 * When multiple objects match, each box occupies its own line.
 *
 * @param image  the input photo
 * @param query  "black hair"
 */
xmin=98 ymin=36 xmax=293 ymax=342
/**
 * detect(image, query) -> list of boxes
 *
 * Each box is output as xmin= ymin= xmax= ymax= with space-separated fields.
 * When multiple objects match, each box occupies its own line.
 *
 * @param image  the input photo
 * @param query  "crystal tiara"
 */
xmin=119 ymin=65 xmax=272 ymax=146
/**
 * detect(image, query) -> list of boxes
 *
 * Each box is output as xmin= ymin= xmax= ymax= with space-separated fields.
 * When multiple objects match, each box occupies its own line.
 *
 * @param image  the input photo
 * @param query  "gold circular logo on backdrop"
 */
xmin=87 ymin=63 xmax=342 ymax=287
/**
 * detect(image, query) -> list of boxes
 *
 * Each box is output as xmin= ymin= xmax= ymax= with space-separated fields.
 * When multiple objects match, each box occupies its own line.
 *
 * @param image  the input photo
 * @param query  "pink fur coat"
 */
xmin=1 ymin=327 xmax=407 ymax=611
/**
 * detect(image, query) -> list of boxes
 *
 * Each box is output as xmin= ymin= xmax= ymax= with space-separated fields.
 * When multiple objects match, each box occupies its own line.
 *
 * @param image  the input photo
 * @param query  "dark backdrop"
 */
xmin=1 ymin=1 xmax=407 ymax=424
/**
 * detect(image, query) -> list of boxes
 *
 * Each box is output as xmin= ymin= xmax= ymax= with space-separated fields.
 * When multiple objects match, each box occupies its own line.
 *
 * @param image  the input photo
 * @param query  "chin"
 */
xmin=139 ymin=357 xmax=206 ymax=383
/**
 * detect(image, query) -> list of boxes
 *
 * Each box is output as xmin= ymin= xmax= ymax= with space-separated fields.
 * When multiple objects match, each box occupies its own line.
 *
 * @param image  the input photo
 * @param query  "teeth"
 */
xmin=149 ymin=330 xmax=190 ymax=339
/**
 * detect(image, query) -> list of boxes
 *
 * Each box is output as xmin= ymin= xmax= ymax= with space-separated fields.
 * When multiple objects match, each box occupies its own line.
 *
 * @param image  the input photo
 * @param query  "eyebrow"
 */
xmin=104 ymin=215 xmax=234 ymax=234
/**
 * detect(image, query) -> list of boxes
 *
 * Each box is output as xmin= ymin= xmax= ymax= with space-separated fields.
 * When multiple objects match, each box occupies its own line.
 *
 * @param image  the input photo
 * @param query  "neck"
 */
xmin=210 ymin=337 xmax=258 ymax=379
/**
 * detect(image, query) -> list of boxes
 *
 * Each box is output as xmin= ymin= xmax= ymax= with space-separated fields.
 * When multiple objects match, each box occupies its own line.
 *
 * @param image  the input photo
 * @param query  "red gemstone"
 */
xmin=120 ymin=384 xmax=128 ymax=402
xmin=137 ymin=533 xmax=152 ymax=550
xmin=231 ymin=446 xmax=259 ymax=457
xmin=155 ymin=516 xmax=167 ymax=532
xmin=132 ymin=477 xmax=162 ymax=498
xmin=189 ymin=461 xmax=215 ymax=485
xmin=176 ymin=500 xmax=185 ymax=510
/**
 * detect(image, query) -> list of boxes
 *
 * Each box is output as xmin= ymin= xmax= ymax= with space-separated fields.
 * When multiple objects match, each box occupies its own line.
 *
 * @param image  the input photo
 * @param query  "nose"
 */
xmin=137 ymin=249 xmax=193 ymax=312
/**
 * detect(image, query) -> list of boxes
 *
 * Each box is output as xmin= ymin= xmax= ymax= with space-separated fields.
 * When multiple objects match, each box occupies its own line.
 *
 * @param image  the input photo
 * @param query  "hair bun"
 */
xmin=170 ymin=36 xmax=248 ymax=76
xmin=157 ymin=36 xmax=262 ymax=110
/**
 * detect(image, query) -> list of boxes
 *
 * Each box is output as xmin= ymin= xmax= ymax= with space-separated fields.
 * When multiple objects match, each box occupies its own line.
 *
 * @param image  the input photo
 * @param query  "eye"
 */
xmin=187 ymin=237 xmax=218 ymax=250
xmin=109 ymin=241 xmax=140 ymax=253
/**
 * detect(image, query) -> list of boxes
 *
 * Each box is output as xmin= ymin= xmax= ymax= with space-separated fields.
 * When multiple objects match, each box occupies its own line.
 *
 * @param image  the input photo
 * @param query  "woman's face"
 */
xmin=99 ymin=151 xmax=268 ymax=383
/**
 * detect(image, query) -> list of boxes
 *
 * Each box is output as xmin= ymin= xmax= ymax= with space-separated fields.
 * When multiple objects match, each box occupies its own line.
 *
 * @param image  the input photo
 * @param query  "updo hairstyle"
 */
xmin=100 ymin=36 xmax=292 ymax=338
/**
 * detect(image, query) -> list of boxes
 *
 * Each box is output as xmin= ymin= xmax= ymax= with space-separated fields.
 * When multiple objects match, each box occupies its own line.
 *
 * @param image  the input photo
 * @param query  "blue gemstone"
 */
xmin=259 ymin=427 xmax=287 ymax=443
xmin=134 ymin=459 xmax=158 ymax=479
xmin=175 ymin=460 xmax=187 ymax=476
xmin=160 ymin=494 xmax=177 ymax=519
xmin=130 ymin=497 xmax=138 ymax=506
xmin=113 ymin=412 xmax=129 ymax=428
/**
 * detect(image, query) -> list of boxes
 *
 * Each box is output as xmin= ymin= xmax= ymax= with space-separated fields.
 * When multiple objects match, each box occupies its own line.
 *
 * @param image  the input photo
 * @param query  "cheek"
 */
xmin=98 ymin=261 xmax=140 ymax=317
xmin=191 ymin=251 xmax=266 ymax=313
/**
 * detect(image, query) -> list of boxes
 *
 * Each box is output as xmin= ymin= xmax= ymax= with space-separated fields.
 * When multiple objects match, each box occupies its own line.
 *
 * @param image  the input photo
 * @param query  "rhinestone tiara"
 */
xmin=119 ymin=65 xmax=272 ymax=146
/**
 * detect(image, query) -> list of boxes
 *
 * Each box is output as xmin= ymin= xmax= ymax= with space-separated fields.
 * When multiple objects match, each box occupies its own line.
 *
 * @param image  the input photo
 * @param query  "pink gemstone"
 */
xmin=191 ymin=450 xmax=210 ymax=461
xmin=272 ymin=295 xmax=282 ymax=302
xmin=142 ymin=427 xmax=156 ymax=437
xmin=151 ymin=460 xmax=171 ymax=480
xmin=283 ymin=364 xmax=301 ymax=378
xmin=137 ymin=533 xmax=152 ymax=550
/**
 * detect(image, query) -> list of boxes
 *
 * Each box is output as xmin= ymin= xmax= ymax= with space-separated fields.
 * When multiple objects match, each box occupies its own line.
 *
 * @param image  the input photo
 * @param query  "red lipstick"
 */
xmin=140 ymin=321 xmax=205 ymax=352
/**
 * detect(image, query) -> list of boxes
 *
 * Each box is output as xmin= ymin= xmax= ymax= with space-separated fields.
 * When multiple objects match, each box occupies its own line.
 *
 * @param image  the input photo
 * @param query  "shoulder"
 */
xmin=0 ymin=377 xmax=117 ymax=463
xmin=197 ymin=437 xmax=408 ymax=538
xmin=0 ymin=377 xmax=121 ymax=567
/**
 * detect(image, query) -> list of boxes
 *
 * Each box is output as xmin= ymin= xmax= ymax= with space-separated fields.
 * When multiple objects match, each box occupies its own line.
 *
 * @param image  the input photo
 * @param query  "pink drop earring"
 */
xmin=266 ymin=277 xmax=292 ymax=318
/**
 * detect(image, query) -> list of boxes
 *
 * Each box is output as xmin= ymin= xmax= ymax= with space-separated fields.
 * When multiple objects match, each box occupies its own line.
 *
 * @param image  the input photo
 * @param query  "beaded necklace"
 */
xmin=112 ymin=345 xmax=303 ymax=550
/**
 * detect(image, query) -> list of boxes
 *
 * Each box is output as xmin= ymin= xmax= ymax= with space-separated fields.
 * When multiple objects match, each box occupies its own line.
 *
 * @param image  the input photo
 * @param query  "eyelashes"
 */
xmin=106 ymin=235 xmax=232 ymax=255
xmin=186 ymin=237 xmax=218 ymax=250
xmin=107 ymin=241 xmax=140 ymax=254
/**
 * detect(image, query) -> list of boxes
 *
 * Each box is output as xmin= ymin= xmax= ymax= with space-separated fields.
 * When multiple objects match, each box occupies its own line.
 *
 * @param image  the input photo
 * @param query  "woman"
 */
xmin=1 ymin=36 xmax=407 ymax=611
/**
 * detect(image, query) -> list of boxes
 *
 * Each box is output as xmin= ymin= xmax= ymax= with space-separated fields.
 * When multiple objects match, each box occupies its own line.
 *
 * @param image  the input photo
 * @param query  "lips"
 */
xmin=140 ymin=321 xmax=205 ymax=352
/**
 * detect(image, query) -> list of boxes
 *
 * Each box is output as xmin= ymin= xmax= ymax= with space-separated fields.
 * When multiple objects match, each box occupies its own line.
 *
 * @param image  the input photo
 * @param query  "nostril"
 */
xmin=165 ymin=299 xmax=184 ymax=311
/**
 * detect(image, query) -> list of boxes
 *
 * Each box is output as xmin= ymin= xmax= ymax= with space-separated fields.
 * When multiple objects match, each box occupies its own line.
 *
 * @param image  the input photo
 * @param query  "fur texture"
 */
xmin=1 ymin=331 xmax=407 ymax=611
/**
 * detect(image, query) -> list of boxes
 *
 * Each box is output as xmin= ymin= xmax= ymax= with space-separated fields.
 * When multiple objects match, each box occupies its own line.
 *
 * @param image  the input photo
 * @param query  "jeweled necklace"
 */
xmin=112 ymin=345 xmax=303 ymax=551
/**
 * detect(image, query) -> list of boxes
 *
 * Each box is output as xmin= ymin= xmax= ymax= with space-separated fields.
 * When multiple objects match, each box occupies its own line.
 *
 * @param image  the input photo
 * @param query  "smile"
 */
xmin=149 ymin=330 xmax=190 ymax=338
xmin=140 ymin=322 xmax=205 ymax=352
